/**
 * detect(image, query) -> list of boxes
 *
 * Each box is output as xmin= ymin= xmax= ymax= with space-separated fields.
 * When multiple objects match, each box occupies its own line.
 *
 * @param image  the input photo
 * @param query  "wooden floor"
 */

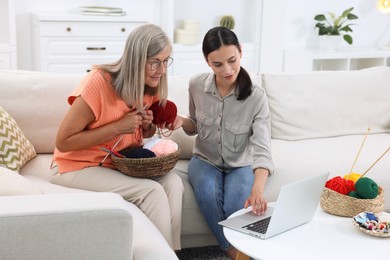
xmin=236 ymin=251 xmax=250 ymax=260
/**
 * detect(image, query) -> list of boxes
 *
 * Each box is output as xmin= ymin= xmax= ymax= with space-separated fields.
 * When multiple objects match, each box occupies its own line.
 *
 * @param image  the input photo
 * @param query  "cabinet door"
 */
xmin=171 ymin=49 xmax=256 ymax=76
xmin=171 ymin=52 xmax=209 ymax=76
xmin=0 ymin=53 xmax=11 ymax=69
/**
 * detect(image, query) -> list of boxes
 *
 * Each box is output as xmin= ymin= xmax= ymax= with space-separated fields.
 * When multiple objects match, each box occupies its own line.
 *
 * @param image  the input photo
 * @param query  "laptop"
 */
xmin=218 ymin=172 xmax=329 ymax=239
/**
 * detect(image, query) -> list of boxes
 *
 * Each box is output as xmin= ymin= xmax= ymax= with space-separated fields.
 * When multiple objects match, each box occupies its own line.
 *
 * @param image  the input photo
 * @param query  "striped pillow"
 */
xmin=0 ymin=105 xmax=36 ymax=171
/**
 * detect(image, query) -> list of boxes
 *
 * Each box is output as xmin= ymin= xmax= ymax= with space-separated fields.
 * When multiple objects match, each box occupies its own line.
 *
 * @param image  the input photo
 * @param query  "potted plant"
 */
xmin=220 ymin=15 xmax=235 ymax=30
xmin=314 ymin=7 xmax=359 ymax=46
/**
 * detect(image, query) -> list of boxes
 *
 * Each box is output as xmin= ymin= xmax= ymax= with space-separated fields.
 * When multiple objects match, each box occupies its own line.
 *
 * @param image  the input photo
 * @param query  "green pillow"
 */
xmin=0 ymin=105 xmax=36 ymax=171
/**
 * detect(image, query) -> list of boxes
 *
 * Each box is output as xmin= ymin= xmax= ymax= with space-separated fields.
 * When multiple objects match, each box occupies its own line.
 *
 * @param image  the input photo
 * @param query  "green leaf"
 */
xmin=343 ymin=35 xmax=353 ymax=44
xmin=340 ymin=25 xmax=353 ymax=33
xmin=347 ymin=13 xmax=359 ymax=20
xmin=314 ymin=14 xmax=326 ymax=21
xmin=342 ymin=7 xmax=353 ymax=17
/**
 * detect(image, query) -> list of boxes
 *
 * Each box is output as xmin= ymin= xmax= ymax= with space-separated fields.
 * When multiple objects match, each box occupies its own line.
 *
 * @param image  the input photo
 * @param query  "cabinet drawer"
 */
xmin=41 ymin=59 xmax=116 ymax=73
xmin=40 ymin=38 xmax=126 ymax=57
xmin=37 ymin=21 xmax=144 ymax=37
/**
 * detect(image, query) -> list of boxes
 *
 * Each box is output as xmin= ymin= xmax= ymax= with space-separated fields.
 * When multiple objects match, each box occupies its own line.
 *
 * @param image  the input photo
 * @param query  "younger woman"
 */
xmin=172 ymin=26 xmax=274 ymax=258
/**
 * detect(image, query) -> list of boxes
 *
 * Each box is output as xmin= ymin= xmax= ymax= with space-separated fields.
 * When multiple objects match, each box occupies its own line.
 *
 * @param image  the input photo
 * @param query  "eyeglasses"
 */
xmin=148 ymin=57 xmax=174 ymax=71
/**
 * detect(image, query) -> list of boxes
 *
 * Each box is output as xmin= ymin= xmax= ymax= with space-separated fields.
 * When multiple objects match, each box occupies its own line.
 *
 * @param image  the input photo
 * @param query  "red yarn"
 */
xmin=325 ymin=176 xmax=355 ymax=195
xmin=149 ymin=100 xmax=177 ymax=125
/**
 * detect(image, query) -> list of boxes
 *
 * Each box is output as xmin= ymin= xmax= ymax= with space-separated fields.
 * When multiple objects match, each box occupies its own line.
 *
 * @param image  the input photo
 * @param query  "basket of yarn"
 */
xmin=111 ymin=139 xmax=180 ymax=178
xmin=320 ymin=174 xmax=384 ymax=217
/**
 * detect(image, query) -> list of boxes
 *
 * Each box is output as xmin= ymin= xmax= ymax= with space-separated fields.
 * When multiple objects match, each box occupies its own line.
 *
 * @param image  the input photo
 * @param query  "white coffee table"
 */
xmin=224 ymin=205 xmax=388 ymax=260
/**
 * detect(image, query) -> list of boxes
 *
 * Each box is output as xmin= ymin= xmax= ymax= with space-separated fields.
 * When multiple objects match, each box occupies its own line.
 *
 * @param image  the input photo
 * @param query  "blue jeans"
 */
xmin=188 ymin=157 xmax=254 ymax=250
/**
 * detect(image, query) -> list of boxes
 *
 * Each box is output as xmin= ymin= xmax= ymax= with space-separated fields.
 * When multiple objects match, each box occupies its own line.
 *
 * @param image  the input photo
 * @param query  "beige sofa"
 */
xmin=1 ymin=66 xmax=389 ymax=259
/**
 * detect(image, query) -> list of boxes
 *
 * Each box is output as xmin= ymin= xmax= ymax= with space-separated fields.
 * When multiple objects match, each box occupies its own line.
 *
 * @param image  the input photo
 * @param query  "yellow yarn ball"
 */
xmin=343 ymin=172 xmax=362 ymax=183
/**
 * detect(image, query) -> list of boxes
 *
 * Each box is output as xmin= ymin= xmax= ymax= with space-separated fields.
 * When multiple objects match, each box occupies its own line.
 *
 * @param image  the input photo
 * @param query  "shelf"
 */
xmin=32 ymin=12 xmax=150 ymax=23
xmin=173 ymin=0 xmax=261 ymax=45
xmin=284 ymin=48 xmax=390 ymax=72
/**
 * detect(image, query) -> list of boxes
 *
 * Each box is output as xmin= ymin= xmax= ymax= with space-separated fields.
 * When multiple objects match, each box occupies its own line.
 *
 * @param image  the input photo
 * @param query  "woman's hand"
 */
xmin=164 ymin=115 xmax=183 ymax=130
xmin=141 ymin=110 xmax=154 ymax=131
xmin=244 ymin=188 xmax=267 ymax=215
xmin=244 ymin=168 xmax=269 ymax=215
xmin=115 ymin=110 xmax=143 ymax=134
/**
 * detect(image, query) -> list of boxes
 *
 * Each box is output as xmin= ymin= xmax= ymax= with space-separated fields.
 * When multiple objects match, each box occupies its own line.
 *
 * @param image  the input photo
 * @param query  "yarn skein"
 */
xmin=120 ymin=148 xmax=156 ymax=159
xmin=149 ymin=100 xmax=177 ymax=125
xmin=355 ymin=177 xmax=379 ymax=199
xmin=325 ymin=176 xmax=355 ymax=195
xmin=348 ymin=191 xmax=361 ymax=199
xmin=343 ymin=172 xmax=362 ymax=183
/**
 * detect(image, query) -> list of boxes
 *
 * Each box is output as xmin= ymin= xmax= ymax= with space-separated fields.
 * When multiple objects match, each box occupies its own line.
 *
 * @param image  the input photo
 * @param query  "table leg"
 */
xmin=235 ymin=250 xmax=250 ymax=260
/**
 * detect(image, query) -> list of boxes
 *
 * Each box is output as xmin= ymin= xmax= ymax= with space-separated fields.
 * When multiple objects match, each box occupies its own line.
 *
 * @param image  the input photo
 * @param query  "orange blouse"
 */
xmin=52 ymin=69 xmax=158 ymax=173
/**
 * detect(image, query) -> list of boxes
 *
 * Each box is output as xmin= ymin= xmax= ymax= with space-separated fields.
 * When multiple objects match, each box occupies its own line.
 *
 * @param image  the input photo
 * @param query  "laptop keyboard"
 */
xmin=243 ymin=217 xmax=271 ymax=234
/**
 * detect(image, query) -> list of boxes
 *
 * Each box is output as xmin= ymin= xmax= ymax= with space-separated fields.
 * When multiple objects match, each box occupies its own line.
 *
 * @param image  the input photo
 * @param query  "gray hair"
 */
xmin=95 ymin=23 xmax=171 ymax=110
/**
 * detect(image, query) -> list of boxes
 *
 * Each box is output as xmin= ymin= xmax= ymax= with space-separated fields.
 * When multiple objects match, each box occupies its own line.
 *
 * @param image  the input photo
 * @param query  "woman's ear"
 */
xmin=204 ymin=56 xmax=211 ymax=67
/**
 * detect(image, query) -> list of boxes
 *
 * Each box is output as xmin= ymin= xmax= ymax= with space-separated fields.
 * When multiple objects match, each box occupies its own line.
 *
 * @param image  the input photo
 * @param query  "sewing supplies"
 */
xmin=353 ymin=211 xmax=390 ymax=237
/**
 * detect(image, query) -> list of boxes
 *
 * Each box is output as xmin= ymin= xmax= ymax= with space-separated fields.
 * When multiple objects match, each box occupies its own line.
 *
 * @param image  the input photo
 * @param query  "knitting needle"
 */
xmin=99 ymin=134 xmax=124 ymax=166
xmin=100 ymin=147 xmax=125 ymax=158
xmin=359 ymin=146 xmax=390 ymax=178
xmin=99 ymin=105 xmax=147 ymax=166
xmin=348 ymin=128 xmax=371 ymax=177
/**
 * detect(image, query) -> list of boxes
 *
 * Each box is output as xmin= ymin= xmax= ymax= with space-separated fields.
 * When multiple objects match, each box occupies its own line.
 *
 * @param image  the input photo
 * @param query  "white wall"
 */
xmin=9 ymin=0 xmax=390 ymax=71
xmin=283 ymin=0 xmax=390 ymax=49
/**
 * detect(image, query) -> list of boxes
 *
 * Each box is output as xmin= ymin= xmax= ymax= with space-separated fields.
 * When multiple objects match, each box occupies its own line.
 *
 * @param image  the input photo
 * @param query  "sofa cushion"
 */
xmin=0 ymin=70 xmax=84 ymax=153
xmin=0 ymin=167 xmax=44 ymax=195
xmin=0 ymin=105 xmax=36 ymax=171
xmin=262 ymin=66 xmax=390 ymax=140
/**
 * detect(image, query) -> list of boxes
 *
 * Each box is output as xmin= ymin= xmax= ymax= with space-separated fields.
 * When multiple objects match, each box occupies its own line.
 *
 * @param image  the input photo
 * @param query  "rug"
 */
xmin=177 ymin=246 xmax=230 ymax=260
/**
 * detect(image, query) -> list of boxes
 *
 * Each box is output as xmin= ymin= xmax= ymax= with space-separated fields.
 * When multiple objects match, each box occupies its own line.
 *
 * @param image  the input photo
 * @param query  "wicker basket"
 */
xmin=320 ymin=187 xmax=384 ymax=217
xmin=112 ymin=147 xmax=180 ymax=178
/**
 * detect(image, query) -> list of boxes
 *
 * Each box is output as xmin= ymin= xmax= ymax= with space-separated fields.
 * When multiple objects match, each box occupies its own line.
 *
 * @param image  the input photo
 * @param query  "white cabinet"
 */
xmin=31 ymin=13 xmax=147 ymax=73
xmin=0 ymin=0 xmax=17 ymax=69
xmin=284 ymin=48 xmax=390 ymax=72
xmin=0 ymin=51 xmax=11 ymax=69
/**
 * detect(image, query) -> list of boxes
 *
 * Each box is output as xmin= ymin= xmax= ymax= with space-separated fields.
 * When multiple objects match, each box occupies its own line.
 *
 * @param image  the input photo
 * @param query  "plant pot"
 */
xmin=319 ymin=35 xmax=342 ymax=50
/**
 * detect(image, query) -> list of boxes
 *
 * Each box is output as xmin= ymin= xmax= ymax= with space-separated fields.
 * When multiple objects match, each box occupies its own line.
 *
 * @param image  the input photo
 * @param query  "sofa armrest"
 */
xmin=0 ymin=192 xmax=133 ymax=260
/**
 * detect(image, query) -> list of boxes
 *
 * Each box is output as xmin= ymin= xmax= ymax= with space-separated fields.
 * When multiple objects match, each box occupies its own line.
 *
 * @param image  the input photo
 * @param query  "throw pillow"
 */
xmin=0 ymin=105 xmax=36 ymax=171
xmin=262 ymin=66 xmax=390 ymax=140
xmin=0 ymin=167 xmax=44 ymax=195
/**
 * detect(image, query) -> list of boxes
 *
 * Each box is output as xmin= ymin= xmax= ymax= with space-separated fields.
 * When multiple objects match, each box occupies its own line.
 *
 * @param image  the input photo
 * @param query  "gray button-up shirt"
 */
xmin=185 ymin=73 xmax=274 ymax=174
